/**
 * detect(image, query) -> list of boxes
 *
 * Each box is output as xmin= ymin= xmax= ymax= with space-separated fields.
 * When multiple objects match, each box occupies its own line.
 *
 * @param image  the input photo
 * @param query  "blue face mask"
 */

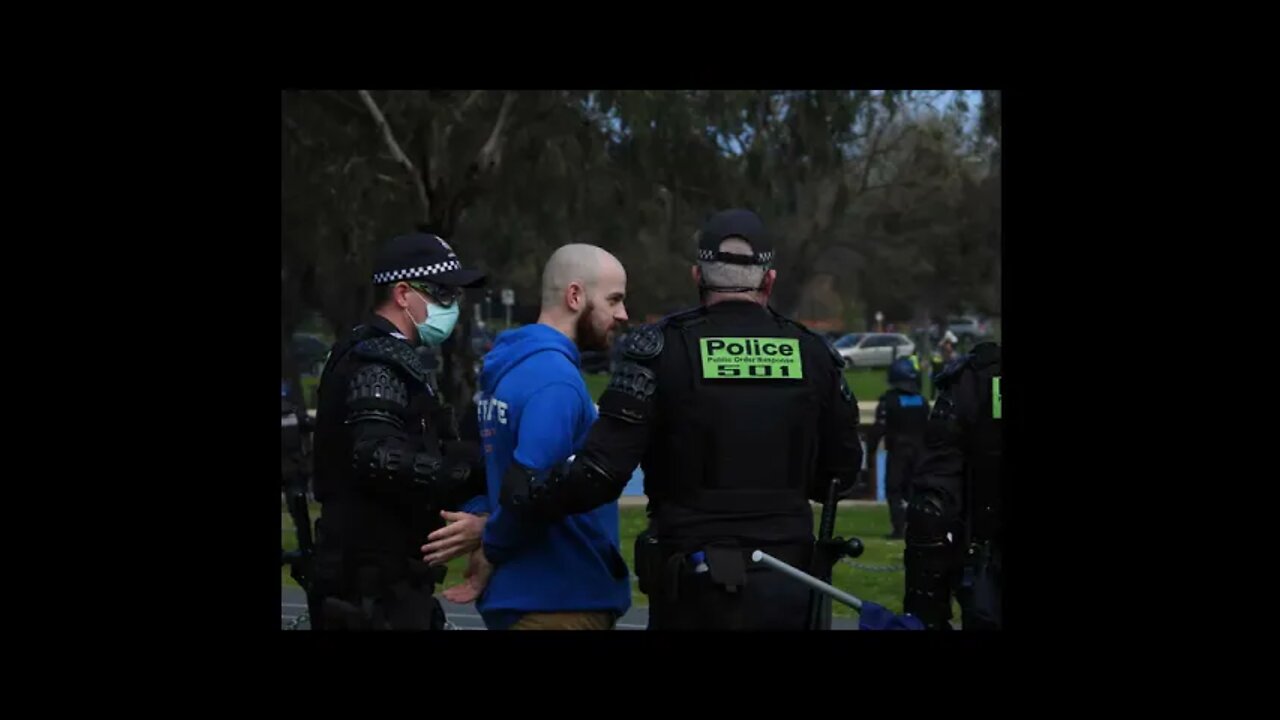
xmin=405 ymin=291 xmax=460 ymax=346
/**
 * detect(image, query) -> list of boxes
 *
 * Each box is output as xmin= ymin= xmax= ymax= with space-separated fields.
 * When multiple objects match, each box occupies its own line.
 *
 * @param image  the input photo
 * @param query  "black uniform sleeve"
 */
xmin=345 ymin=360 xmax=473 ymax=507
xmin=810 ymin=343 xmax=863 ymax=502
xmin=500 ymin=325 xmax=663 ymax=519
xmin=903 ymin=362 xmax=977 ymax=629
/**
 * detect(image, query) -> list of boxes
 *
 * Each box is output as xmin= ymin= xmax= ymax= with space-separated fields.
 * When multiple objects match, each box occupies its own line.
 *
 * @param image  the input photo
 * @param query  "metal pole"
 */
xmin=751 ymin=550 xmax=864 ymax=611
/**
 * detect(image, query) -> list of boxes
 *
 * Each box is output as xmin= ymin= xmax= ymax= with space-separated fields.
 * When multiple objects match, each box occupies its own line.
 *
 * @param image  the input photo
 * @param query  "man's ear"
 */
xmin=566 ymin=281 xmax=584 ymax=312
xmin=691 ymin=265 xmax=701 ymax=286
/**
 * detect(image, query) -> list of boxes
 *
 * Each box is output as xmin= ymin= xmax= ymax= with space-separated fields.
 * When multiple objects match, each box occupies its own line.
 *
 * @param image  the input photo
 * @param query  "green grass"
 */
xmin=283 ymin=500 xmax=914 ymax=619
xmin=583 ymin=372 xmax=610 ymax=400
xmin=843 ymin=368 xmax=889 ymax=403
xmin=583 ymin=367 xmax=905 ymax=404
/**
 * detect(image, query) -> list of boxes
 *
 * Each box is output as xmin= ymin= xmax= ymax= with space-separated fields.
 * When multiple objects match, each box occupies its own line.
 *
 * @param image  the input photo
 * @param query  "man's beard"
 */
xmin=575 ymin=301 xmax=612 ymax=352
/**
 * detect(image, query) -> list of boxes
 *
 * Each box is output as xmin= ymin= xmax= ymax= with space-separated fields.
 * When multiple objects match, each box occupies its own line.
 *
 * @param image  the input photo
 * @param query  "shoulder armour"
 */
xmin=622 ymin=324 xmax=665 ymax=361
xmin=351 ymin=336 xmax=427 ymax=385
xmin=347 ymin=363 xmax=411 ymax=409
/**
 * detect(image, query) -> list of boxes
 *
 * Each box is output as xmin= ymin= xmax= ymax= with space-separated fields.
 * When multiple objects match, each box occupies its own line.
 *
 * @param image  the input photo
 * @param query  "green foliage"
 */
xmin=283 ymin=91 xmax=1001 ymax=394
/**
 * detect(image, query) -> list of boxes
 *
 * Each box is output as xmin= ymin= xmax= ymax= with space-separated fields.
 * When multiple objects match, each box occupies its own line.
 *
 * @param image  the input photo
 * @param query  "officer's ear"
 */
xmin=691 ymin=265 xmax=701 ymax=286
xmin=760 ymin=269 xmax=778 ymax=296
xmin=392 ymin=282 xmax=414 ymax=309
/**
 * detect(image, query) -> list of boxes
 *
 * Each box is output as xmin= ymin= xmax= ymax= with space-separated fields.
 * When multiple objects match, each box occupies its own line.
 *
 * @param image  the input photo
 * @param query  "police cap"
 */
xmin=696 ymin=208 xmax=774 ymax=267
xmin=371 ymin=232 xmax=487 ymax=288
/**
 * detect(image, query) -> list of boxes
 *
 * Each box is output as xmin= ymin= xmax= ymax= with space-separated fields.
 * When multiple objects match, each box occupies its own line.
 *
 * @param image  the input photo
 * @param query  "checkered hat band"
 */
xmin=372 ymin=260 xmax=461 ymax=284
xmin=697 ymin=249 xmax=773 ymax=264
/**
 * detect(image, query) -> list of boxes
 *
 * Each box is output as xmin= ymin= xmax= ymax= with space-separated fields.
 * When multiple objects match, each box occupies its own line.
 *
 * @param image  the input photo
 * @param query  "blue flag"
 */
xmin=858 ymin=601 xmax=925 ymax=631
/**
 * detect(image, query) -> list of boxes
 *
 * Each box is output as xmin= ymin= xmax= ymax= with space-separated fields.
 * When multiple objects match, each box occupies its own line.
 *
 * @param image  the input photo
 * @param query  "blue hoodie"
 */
xmin=463 ymin=323 xmax=632 ymax=629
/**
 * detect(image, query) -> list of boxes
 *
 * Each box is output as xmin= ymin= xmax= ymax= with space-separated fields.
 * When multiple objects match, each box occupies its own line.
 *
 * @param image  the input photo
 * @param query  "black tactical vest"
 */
xmin=884 ymin=388 xmax=930 ymax=448
xmin=644 ymin=302 xmax=829 ymax=546
xmin=965 ymin=343 xmax=1002 ymax=543
xmin=312 ymin=316 xmax=445 ymax=563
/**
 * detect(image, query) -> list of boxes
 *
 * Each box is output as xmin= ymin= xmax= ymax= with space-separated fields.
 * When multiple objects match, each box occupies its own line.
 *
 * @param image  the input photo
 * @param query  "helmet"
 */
xmin=888 ymin=357 xmax=920 ymax=389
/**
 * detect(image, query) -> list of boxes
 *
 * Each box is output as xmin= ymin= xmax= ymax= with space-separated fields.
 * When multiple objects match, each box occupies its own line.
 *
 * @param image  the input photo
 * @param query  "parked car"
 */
xmin=835 ymin=333 xmax=915 ymax=368
xmin=832 ymin=333 xmax=866 ymax=352
xmin=928 ymin=316 xmax=992 ymax=342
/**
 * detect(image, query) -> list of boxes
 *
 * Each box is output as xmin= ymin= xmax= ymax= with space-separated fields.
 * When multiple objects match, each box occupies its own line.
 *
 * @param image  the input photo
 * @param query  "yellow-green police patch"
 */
xmin=992 ymin=376 xmax=1001 ymax=419
xmin=699 ymin=337 xmax=803 ymax=380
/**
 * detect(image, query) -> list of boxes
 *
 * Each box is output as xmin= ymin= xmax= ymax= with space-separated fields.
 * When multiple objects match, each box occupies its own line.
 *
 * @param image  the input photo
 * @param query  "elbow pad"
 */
xmin=501 ymin=454 xmax=624 ymax=520
xmin=351 ymin=438 xmax=445 ymax=494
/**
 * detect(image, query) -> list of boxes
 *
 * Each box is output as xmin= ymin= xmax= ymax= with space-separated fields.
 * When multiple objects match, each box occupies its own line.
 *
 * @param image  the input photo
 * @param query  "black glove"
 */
xmin=836 ymin=470 xmax=870 ymax=500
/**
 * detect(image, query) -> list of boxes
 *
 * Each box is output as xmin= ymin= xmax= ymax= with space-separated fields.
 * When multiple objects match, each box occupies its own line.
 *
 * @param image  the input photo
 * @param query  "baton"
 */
xmin=752 ymin=549 xmax=864 ymax=611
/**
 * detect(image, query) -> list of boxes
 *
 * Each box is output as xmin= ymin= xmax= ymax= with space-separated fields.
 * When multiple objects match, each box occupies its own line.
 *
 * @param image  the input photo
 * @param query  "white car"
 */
xmin=833 ymin=333 xmax=915 ymax=368
xmin=929 ymin=315 xmax=992 ymax=342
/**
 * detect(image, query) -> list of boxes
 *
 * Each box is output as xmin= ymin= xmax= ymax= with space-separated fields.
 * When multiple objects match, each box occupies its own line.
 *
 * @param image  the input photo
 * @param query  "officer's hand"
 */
xmin=421 ymin=511 xmax=488 ymax=566
xmin=441 ymin=549 xmax=493 ymax=604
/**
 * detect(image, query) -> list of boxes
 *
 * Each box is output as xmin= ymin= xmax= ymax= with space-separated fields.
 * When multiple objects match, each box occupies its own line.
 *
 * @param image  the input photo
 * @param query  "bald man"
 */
xmin=439 ymin=243 xmax=633 ymax=630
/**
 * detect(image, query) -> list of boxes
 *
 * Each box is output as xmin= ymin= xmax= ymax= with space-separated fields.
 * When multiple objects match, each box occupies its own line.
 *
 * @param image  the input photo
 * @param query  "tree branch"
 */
xmin=457 ymin=90 xmax=483 ymax=119
xmin=477 ymin=92 xmax=518 ymax=170
xmin=282 ymin=115 xmax=312 ymax=148
xmin=851 ymin=122 xmax=914 ymax=200
xmin=301 ymin=90 xmax=372 ymax=122
xmin=857 ymin=114 xmax=883 ymax=194
xmin=580 ymin=103 xmax=623 ymax=144
xmin=357 ymin=89 xmax=430 ymax=221
xmin=420 ymin=120 xmax=435 ymax=202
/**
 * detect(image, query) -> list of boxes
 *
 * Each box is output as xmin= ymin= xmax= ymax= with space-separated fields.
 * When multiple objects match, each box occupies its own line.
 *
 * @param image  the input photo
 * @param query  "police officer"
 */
xmin=866 ymin=358 xmax=930 ymax=539
xmin=903 ymin=341 xmax=1002 ymax=630
xmin=281 ymin=380 xmax=319 ymax=625
xmin=500 ymin=209 xmax=864 ymax=630
xmin=310 ymin=232 xmax=488 ymax=630
xmin=929 ymin=330 xmax=958 ymax=399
